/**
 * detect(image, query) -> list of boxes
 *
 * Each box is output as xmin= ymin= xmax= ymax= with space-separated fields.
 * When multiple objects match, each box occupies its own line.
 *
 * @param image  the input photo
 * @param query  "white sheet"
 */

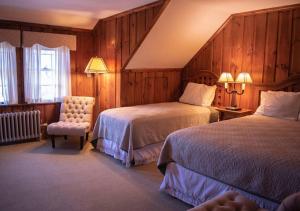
xmin=92 ymin=102 xmax=218 ymax=166
xmin=97 ymin=139 xmax=163 ymax=166
xmin=160 ymin=162 xmax=279 ymax=211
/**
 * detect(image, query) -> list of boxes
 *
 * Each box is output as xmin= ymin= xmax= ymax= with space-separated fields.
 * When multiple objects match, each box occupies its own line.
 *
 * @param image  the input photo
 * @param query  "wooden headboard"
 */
xmin=181 ymin=70 xmax=222 ymax=106
xmin=252 ymin=74 xmax=300 ymax=109
xmin=182 ymin=70 xmax=218 ymax=86
xmin=255 ymin=75 xmax=300 ymax=92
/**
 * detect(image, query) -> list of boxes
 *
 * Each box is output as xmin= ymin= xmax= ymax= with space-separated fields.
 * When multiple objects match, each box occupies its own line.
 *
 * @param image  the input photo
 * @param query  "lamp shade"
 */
xmin=84 ymin=57 xmax=108 ymax=74
xmin=236 ymin=72 xmax=252 ymax=83
xmin=218 ymin=72 xmax=234 ymax=83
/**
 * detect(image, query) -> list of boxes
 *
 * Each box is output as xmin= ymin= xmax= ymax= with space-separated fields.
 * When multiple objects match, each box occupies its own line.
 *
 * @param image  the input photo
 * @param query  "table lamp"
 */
xmin=218 ymin=72 xmax=234 ymax=89
xmin=235 ymin=72 xmax=253 ymax=91
xmin=218 ymin=72 xmax=252 ymax=111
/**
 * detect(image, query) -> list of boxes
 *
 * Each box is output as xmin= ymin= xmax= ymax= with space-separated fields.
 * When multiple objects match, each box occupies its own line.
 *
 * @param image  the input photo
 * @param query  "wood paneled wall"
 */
xmin=183 ymin=4 xmax=300 ymax=110
xmin=0 ymin=20 xmax=94 ymax=126
xmin=0 ymin=1 xmax=167 ymax=127
xmin=121 ymin=69 xmax=181 ymax=106
xmin=93 ymin=0 xmax=167 ymax=114
xmin=4 ymin=2 xmax=299 ymax=128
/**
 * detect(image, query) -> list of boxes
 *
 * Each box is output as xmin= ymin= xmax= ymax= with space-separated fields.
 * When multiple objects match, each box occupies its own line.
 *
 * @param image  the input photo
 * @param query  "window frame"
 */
xmin=39 ymin=49 xmax=56 ymax=102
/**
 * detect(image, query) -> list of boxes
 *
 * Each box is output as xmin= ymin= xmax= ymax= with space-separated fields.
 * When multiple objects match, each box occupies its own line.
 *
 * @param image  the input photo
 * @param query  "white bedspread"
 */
xmin=92 ymin=102 xmax=218 ymax=166
xmin=158 ymin=115 xmax=300 ymax=202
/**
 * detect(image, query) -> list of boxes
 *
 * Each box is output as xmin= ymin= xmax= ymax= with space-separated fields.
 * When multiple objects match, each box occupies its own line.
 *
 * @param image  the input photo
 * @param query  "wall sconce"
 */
xmin=218 ymin=72 xmax=252 ymax=111
xmin=84 ymin=57 xmax=108 ymax=77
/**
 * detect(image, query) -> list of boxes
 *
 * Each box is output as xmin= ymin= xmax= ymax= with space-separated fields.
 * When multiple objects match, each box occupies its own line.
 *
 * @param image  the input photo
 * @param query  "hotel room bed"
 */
xmin=158 ymin=115 xmax=300 ymax=211
xmin=92 ymin=102 xmax=219 ymax=166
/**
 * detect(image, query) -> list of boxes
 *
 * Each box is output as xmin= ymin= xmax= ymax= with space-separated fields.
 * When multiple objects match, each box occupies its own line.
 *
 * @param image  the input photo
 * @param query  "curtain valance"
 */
xmin=0 ymin=29 xmax=20 ymax=47
xmin=23 ymin=31 xmax=76 ymax=50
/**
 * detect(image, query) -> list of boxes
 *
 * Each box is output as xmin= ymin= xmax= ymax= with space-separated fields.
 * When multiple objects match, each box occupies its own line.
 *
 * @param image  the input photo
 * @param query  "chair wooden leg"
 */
xmin=64 ymin=135 xmax=67 ymax=140
xmin=51 ymin=136 xmax=55 ymax=148
xmin=85 ymin=133 xmax=89 ymax=141
xmin=80 ymin=136 xmax=84 ymax=150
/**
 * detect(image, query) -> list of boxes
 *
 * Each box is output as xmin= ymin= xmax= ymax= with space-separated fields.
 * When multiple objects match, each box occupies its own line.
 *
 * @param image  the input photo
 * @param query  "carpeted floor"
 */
xmin=0 ymin=137 xmax=191 ymax=211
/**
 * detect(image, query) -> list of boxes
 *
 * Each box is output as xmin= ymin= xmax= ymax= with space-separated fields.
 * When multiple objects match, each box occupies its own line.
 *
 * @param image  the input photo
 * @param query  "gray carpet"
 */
xmin=0 ymin=137 xmax=191 ymax=211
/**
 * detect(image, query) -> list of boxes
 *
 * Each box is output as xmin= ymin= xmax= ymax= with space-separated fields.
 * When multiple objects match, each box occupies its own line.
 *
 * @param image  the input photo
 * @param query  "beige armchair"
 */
xmin=47 ymin=96 xmax=95 ymax=149
xmin=188 ymin=191 xmax=267 ymax=211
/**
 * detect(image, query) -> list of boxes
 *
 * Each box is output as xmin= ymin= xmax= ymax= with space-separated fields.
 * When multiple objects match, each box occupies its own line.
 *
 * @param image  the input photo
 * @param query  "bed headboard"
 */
xmin=181 ymin=70 xmax=222 ymax=106
xmin=255 ymin=74 xmax=300 ymax=92
xmin=182 ymin=70 xmax=218 ymax=86
xmin=252 ymin=74 xmax=300 ymax=109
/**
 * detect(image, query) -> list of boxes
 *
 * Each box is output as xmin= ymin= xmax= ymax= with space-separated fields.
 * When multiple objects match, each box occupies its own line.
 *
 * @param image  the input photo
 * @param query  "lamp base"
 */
xmin=225 ymin=106 xmax=242 ymax=111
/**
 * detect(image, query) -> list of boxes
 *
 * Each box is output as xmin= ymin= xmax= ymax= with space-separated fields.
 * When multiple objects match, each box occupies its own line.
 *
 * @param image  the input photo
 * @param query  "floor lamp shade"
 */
xmin=84 ymin=57 xmax=108 ymax=74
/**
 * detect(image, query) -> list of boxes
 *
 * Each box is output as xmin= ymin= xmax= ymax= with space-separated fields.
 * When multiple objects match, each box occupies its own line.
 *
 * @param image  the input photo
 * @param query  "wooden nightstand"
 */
xmin=214 ymin=107 xmax=253 ymax=121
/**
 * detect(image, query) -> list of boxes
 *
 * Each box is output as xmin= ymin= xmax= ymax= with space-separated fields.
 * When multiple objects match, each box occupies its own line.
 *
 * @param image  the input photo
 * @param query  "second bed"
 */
xmin=92 ymin=101 xmax=218 ymax=166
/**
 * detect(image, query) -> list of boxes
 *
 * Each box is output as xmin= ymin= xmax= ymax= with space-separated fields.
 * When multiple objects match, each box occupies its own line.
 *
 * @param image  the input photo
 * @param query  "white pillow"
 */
xmin=270 ymin=91 xmax=300 ymax=121
xmin=179 ymin=82 xmax=217 ymax=106
xmin=255 ymin=91 xmax=300 ymax=120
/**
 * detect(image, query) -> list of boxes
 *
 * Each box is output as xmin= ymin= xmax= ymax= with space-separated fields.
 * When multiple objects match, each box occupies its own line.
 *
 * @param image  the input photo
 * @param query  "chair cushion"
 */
xmin=188 ymin=191 xmax=267 ymax=211
xmin=59 ymin=96 xmax=95 ymax=123
xmin=47 ymin=121 xmax=90 ymax=136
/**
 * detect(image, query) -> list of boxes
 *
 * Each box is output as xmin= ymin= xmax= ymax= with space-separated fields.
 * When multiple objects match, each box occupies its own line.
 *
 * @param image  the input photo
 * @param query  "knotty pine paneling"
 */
xmin=275 ymin=10 xmax=293 ymax=82
xmin=74 ymin=31 xmax=94 ymax=97
xmin=93 ymin=0 xmax=165 ymax=117
xmin=252 ymin=13 xmax=267 ymax=84
xmin=183 ymin=4 xmax=300 ymax=111
xmin=263 ymin=12 xmax=279 ymax=84
xmin=291 ymin=8 xmax=300 ymax=74
xmin=121 ymin=69 xmax=181 ymax=106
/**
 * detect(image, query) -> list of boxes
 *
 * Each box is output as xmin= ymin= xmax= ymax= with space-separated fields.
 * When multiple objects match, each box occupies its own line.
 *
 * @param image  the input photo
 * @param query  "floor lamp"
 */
xmin=84 ymin=57 xmax=108 ymax=121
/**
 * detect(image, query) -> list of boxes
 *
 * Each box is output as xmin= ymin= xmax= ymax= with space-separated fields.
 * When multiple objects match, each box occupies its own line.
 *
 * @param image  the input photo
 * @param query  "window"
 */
xmin=40 ymin=49 xmax=55 ymax=101
xmin=0 ymin=42 xmax=18 ymax=104
xmin=24 ymin=44 xmax=71 ymax=103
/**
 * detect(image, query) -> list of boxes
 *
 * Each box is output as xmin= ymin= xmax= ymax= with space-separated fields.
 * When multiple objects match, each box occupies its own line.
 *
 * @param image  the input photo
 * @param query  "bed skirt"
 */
xmin=160 ymin=162 xmax=279 ymax=211
xmin=93 ymin=138 xmax=163 ymax=166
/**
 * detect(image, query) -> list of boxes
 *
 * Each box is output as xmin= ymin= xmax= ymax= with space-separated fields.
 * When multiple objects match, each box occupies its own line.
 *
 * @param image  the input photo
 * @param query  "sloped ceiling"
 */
xmin=127 ymin=0 xmax=300 ymax=69
xmin=0 ymin=0 xmax=157 ymax=29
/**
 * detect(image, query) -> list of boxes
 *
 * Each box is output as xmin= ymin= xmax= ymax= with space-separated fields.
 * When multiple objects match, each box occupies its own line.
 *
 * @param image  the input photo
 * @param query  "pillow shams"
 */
xmin=179 ymin=82 xmax=217 ymax=106
xmin=255 ymin=91 xmax=300 ymax=120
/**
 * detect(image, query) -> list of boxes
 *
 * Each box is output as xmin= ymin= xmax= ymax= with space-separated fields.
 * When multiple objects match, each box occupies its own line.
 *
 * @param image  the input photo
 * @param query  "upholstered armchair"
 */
xmin=188 ymin=191 xmax=267 ymax=211
xmin=47 ymin=96 xmax=95 ymax=149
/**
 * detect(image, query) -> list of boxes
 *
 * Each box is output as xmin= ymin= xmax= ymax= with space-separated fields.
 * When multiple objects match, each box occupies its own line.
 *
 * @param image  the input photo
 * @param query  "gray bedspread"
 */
xmin=158 ymin=115 xmax=300 ymax=203
xmin=93 ymin=102 xmax=218 ymax=162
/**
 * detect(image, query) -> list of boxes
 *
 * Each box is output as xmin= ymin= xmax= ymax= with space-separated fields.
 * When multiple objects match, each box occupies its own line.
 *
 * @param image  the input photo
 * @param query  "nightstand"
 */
xmin=214 ymin=106 xmax=253 ymax=121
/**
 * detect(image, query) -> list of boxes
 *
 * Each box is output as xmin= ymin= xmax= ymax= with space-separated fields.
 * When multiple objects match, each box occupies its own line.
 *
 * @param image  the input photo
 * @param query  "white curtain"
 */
xmin=0 ymin=41 xmax=18 ymax=104
xmin=24 ymin=44 xmax=71 ymax=103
